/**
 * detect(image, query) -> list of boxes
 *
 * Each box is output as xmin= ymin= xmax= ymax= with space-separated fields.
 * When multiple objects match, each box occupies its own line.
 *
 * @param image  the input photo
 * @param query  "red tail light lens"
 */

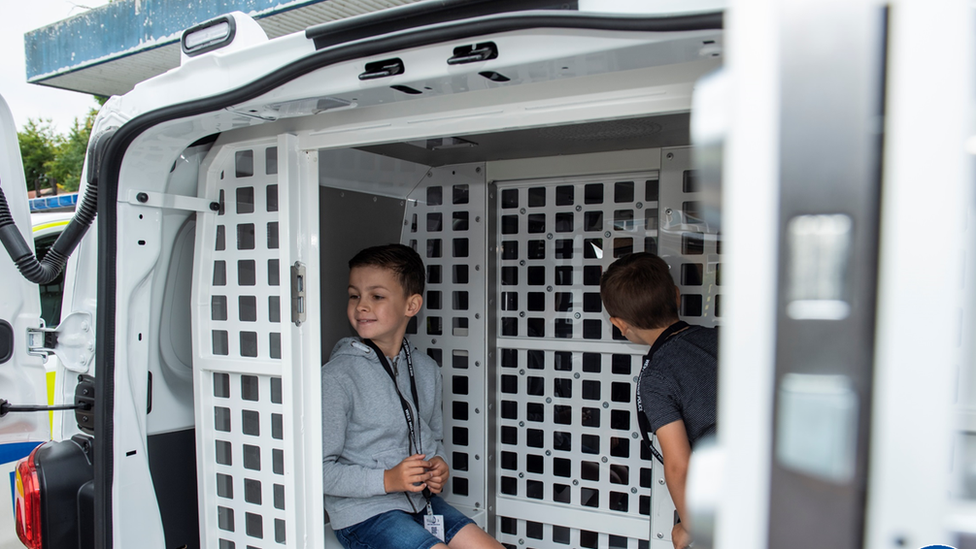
xmin=14 ymin=446 xmax=42 ymax=549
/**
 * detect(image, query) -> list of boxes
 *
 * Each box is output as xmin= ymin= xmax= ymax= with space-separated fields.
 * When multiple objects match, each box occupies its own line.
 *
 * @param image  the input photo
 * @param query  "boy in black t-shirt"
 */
xmin=600 ymin=253 xmax=718 ymax=549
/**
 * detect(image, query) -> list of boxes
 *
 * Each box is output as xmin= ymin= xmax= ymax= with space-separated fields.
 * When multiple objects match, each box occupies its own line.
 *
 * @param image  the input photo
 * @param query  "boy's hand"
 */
xmin=424 ymin=456 xmax=450 ymax=494
xmin=671 ymin=523 xmax=692 ymax=549
xmin=384 ymin=454 xmax=432 ymax=493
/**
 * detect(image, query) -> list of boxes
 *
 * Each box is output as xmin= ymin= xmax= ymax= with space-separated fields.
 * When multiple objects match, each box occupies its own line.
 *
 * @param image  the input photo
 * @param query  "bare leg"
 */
xmin=447 ymin=524 xmax=504 ymax=549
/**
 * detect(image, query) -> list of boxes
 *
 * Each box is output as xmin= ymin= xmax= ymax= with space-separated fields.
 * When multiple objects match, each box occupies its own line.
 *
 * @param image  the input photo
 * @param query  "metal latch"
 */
xmin=447 ymin=42 xmax=498 ymax=65
xmin=291 ymin=262 xmax=306 ymax=326
xmin=27 ymin=311 xmax=95 ymax=373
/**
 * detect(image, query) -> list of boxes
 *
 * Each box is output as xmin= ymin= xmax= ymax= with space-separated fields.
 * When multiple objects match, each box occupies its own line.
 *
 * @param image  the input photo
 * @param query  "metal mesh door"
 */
xmin=491 ymin=149 xmax=720 ymax=548
xmin=192 ymin=137 xmax=322 ymax=549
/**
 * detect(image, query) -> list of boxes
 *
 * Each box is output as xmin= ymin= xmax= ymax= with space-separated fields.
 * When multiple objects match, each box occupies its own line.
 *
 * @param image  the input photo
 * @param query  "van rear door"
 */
xmin=0 ymin=93 xmax=50 ymax=549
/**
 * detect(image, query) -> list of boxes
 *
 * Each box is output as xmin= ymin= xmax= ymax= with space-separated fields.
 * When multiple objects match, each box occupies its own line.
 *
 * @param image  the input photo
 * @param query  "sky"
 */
xmin=1 ymin=0 xmax=112 ymax=134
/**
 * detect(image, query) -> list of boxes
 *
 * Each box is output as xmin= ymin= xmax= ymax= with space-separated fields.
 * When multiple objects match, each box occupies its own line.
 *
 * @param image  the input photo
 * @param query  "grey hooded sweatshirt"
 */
xmin=321 ymin=337 xmax=447 ymax=530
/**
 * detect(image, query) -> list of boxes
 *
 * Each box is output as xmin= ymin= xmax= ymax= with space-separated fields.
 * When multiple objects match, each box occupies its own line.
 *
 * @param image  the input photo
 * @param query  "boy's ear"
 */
xmin=609 ymin=317 xmax=630 ymax=334
xmin=405 ymin=293 xmax=423 ymax=317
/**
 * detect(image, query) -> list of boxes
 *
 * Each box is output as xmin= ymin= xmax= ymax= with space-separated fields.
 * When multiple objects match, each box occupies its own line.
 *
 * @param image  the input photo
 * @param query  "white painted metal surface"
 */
xmin=191 ymin=136 xmax=323 ymax=549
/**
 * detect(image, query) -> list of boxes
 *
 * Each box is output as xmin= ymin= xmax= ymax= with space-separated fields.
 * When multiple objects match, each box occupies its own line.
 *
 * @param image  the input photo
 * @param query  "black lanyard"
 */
xmin=363 ymin=337 xmax=433 ymax=506
xmin=636 ymin=321 xmax=690 ymax=464
xmin=363 ymin=338 xmax=423 ymax=455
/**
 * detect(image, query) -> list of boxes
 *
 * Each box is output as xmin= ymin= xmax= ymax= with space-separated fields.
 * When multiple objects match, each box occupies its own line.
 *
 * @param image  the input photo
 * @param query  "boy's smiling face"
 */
xmin=347 ymin=265 xmax=422 ymax=357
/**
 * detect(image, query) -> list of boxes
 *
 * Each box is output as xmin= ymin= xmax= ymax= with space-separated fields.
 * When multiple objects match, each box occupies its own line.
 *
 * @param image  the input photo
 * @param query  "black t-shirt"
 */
xmin=639 ymin=325 xmax=719 ymax=448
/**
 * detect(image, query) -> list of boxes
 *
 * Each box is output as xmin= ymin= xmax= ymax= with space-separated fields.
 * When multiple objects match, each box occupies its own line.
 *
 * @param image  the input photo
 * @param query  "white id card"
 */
xmin=424 ymin=514 xmax=445 ymax=542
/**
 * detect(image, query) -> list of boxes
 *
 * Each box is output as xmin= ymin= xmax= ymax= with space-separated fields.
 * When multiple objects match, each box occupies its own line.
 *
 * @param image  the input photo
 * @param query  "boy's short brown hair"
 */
xmin=600 ymin=252 xmax=679 ymax=329
xmin=348 ymin=243 xmax=426 ymax=297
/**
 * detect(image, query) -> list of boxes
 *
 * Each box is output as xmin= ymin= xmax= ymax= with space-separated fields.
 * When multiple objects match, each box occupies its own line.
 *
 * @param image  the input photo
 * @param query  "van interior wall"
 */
xmin=318 ymin=185 xmax=407 ymax=356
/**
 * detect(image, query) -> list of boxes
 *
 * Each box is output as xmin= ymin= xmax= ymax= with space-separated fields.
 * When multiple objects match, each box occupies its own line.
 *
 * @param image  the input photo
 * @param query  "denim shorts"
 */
xmin=335 ymin=496 xmax=475 ymax=549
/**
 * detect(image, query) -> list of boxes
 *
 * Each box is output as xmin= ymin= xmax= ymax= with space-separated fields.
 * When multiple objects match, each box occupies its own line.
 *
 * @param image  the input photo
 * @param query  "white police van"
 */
xmin=0 ymin=1 xmax=973 ymax=549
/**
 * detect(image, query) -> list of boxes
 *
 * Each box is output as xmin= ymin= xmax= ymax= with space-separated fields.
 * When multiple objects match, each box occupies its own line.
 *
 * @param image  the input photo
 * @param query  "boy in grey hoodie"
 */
xmin=322 ymin=244 xmax=502 ymax=549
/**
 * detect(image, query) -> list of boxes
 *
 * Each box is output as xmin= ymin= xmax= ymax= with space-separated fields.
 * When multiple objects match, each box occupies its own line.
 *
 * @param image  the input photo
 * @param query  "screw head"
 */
xmin=632 ymin=432 xmax=639 ymax=439
xmin=547 ymin=233 xmax=553 ymax=240
xmin=519 ymin=369 xmax=525 ymax=375
xmin=601 ymin=456 xmax=608 ymax=463
xmin=519 ymin=260 xmax=526 ymax=266
xmin=546 ymin=397 xmax=552 ymax=404
xmin=520 ymin=208 xmax=526 ymax=214
xmin=659 ymin=478 xmax=666 ymax=485
xmin=475 ymin=314 xmax=480 ymax=320
xmin=574 ymin=312 xmax=581 ymax=319
xmin=475 ymin=216 xmax=481 ymax=222
xmin=667 ymin=152 xmax=675 ymax=160
xmin=573 ymin=479 xmax=579 ymax=486
xmin=545 ymin=450 xmax=552 ymax=456
xmin=209 ymin=201 xmax=220 ymax=211
xmin=519 ymin=311 xmax=525 ymax=318
xmin=518 ymin=472 xmax=524 ymax=478
xmin=546 ymin=286 xmax=553 ymax=292
xmin=519 ymin=421 xmax=525 ymax=427
xmin=604 ymin=231 xmax=612 ymax=238
xmin=136 ymin=192 xmax=149 ymax=203
xmin=574 ymin=372 xmax=580 ymax=379
xmin=657 ymin=532 xmax=664 ymax=539
xmin=476 ymin=167 xmax=482 ymax=173
xmin=575 ymin=205 xmax=582 ymax=212
xmin=632 ymin=487 xmax=638 ymax=494
xmin=636 ymin=202 xmax=643 ymax=209
xmin=603 ymin=401 xmax=610 ymax=409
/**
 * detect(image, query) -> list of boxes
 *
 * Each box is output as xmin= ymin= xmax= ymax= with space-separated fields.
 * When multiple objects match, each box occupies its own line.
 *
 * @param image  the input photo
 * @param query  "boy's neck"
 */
xmin=631 ymin=320 xmax=683 ymax=348
xmin=368 ymin=329 xmax=408 ymax=359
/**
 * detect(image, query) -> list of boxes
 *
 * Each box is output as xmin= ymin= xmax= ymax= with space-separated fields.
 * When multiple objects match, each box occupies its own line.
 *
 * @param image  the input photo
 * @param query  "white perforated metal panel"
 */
xmin=400 ymin=163 xmax=491 ymax=523
xmin=490 ymin=152 xmax=720 ymax=549
xmin=192 ymin=137 xmax=323 ymax=549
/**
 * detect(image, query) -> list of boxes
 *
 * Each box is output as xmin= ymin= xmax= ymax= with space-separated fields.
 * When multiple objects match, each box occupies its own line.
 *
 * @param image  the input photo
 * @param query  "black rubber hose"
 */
xmin=0 ymin=129 xmax=112 ymax=285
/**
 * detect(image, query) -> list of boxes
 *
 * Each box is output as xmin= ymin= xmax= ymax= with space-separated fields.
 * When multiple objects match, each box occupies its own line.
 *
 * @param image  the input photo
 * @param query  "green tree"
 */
xmin=17 ymin=118 xmax=59 ymax=193
xmin=48 ymin=107 xmax=97 ymax=192
xmin=17 ymin=96 xmax=103 ymax=193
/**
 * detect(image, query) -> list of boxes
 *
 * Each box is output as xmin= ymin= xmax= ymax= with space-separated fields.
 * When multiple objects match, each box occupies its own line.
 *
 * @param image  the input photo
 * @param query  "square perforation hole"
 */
xmin=555 ymin=185 xmax=574 ymax=205
xmin=614 ymin=181 xmax=634 ymax=203
xmin=528 ymin=187 xmax=546 ymax=207
xmin=555 ymin=212 xmax=574 ymax=233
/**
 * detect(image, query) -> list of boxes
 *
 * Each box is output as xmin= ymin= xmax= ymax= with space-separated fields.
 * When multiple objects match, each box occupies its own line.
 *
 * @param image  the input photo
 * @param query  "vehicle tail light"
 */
xmin=15 ymin=445 xmax=42 ymax=549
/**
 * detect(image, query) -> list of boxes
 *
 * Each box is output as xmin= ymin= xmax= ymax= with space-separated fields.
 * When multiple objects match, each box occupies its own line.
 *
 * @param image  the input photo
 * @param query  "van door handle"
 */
xmin=447 ymin=44 xmax=498 ymax=65
xmin=358 ymin=58 xmax=405 ymax=80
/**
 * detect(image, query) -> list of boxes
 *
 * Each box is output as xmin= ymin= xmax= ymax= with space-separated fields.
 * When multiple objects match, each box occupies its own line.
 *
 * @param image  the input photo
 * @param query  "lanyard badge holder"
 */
xmin=363 ymin=338 xmax=445 ymax=542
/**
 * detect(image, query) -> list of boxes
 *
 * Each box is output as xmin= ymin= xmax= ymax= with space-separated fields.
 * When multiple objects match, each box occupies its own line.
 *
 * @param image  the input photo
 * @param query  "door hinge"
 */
xmin=26 ymin=311 xmax=95 ymax=373
xmin=291 ymin=262 xmax=306 ymax=326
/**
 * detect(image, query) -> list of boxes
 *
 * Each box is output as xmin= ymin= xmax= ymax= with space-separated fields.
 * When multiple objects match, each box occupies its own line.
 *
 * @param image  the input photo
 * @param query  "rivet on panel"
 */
xmin=519 ymin=208 xmax=526 ymax=215
xmin=667 ymin=152 xmax=674 ymax=160
xmin=601 ymin=456 xmax=608 ymax=463
xmin=631 ymin=487 xmax=638 ymax=494
xmin=604 ymin=231 xmax=611 ymax=238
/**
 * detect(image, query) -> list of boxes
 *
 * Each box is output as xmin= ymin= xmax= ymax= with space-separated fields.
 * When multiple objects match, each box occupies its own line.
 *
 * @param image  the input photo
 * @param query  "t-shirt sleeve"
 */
xmin=640 ymin=368 xmax=683 ymax=434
